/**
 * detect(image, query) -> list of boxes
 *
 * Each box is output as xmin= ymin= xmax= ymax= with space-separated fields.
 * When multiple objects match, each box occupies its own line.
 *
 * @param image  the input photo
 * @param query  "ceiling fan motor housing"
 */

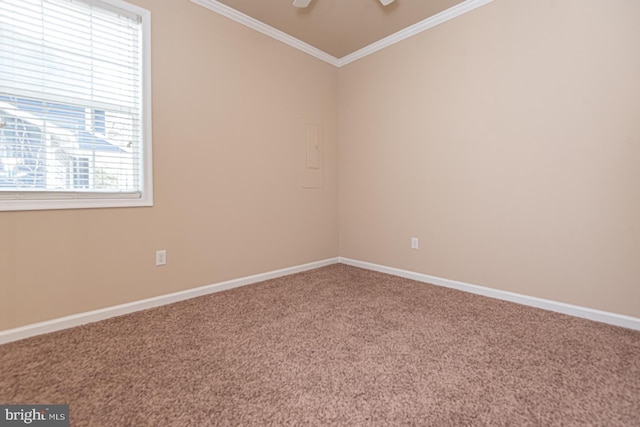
xmin=292 ymin=0 xmax=312 ymax=8
xmin=293 ymin=0 xmax=394 ymax=8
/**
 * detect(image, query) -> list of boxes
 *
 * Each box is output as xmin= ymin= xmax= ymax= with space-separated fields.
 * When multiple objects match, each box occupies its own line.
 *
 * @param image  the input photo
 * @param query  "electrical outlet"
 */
xmin=155 ymin=250 xmax=167 ymax=266
xmin=411 ymin=237 xmax=419 ymax=250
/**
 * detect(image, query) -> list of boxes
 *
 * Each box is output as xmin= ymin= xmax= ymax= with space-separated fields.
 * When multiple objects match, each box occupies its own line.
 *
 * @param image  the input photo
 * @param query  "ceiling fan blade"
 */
xmin=292 ymin=0 xmax=312 ymax=7
xmin=379 ymin=0 xmax=395 ymax=5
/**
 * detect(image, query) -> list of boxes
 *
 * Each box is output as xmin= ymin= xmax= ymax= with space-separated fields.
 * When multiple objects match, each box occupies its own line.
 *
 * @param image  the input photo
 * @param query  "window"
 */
xmin=73 ymin=157 xmax=90 ymax=189
xmin=0 ymin=0 xmax=152 ymax=211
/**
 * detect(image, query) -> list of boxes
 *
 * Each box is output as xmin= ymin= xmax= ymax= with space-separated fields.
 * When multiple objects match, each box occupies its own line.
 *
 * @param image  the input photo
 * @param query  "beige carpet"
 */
xmin=1 ymin=264 xmax=639 ymax=425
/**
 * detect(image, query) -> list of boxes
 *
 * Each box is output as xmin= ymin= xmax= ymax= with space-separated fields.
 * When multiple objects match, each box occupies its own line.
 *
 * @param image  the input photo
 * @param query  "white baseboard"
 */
xmin=339 ymin=257 xmax=640 ymax=331
xmin=0 ymin=258 xmax=340 ymax=345
xmin=3 ymin=256 xmax=637 ymax=345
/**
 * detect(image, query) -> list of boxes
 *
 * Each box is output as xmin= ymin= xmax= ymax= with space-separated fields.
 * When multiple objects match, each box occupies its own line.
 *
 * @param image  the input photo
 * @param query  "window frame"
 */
xmin=0 ymin=0 xmax=153 ymax=212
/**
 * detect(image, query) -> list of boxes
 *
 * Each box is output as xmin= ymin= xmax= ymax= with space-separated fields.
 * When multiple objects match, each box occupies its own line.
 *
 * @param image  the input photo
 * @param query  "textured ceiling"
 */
xmin=214 ymin=0 xmax=466 ymax=58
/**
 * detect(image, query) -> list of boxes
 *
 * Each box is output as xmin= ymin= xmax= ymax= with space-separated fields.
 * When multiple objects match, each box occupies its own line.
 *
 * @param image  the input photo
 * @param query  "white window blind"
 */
xmin=0 ymin=0 xmax=152 ymax=211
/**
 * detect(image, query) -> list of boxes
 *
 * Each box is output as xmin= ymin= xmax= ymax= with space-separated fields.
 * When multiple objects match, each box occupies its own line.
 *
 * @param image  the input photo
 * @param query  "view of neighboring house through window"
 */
xmin=0 ymin=0 xmax=152 ymax=210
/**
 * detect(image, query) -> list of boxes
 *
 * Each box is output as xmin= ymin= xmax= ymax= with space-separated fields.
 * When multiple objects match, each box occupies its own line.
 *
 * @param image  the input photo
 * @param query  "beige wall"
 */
xmin=339 ymin=0 xmax=640 ymax=318
xmin=2 ymin=0 xmax=638 ymax=332
xmin=0 ymin=0 xmax=339 ymax=330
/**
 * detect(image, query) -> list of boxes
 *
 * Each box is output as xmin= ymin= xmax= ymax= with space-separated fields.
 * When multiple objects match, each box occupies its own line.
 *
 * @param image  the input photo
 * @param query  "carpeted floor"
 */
xmin=1 ymin=264 xmax=639 ymax=426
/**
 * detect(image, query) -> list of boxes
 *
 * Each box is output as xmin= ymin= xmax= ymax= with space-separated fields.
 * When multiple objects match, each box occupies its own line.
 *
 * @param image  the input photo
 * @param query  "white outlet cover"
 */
xmin=156 ymin=250 xmax=167 ymax=266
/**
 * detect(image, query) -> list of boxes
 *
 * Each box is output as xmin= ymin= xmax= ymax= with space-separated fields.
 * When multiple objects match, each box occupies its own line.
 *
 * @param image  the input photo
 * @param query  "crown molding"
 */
xmin=338 ymin=0 xmax=494 ymax=66
xmin=190 ymin=0 xmax=341 ymax=67
xmin=190 ymin=0 xmax=494 ymax=68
